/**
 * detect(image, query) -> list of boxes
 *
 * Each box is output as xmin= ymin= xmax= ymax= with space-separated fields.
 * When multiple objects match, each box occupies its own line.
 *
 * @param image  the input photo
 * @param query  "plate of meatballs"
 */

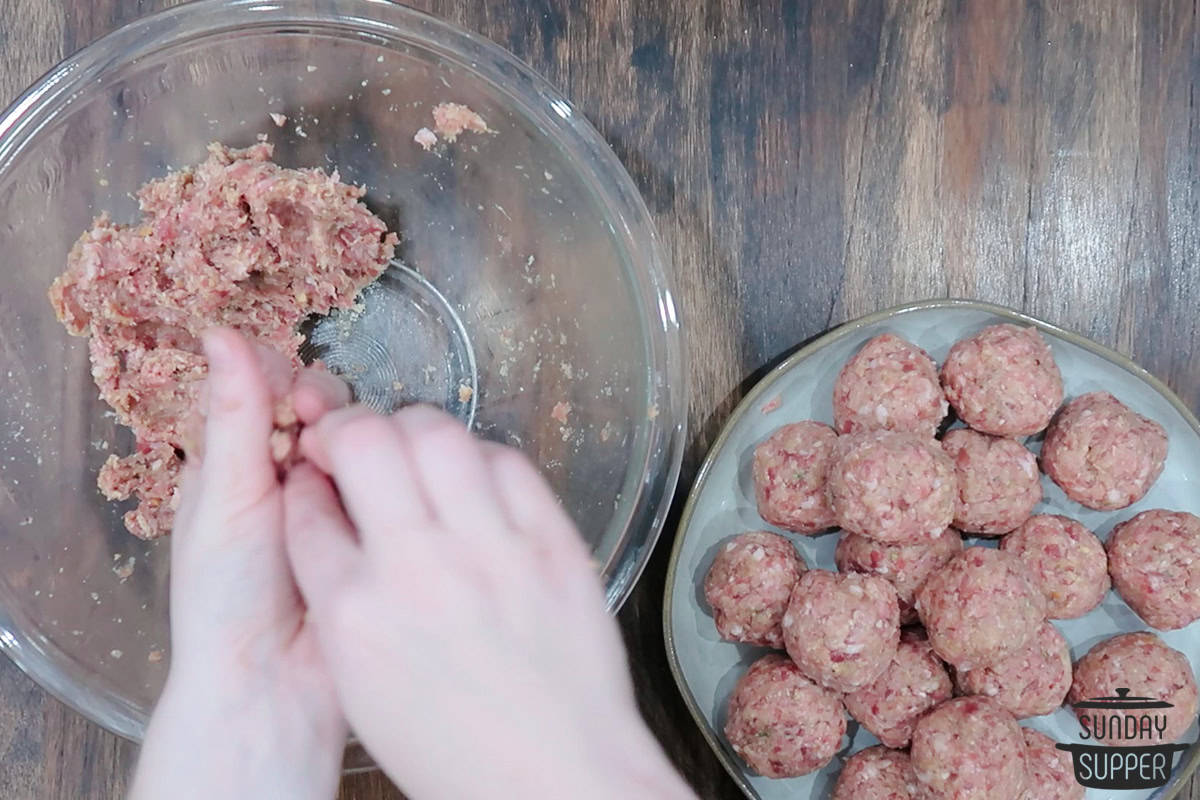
xmin=664 ymin=299 xmax=1200 ymax=800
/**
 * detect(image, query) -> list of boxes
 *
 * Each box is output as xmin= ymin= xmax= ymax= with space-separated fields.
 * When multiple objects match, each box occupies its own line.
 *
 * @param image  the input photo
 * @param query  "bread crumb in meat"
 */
xmin=915 ymin=547 xmax=1046 ymax=670
xmin=1068 ymin=632 xmax=1198 ymax=744
xmin=843 ymin=629 xmax=953 ymax=747
xmin=1107 ymin=509 xmax=1200 ymax=630
xmin=910 ymin=696 xmax=1028 ymax=800
xmin=1000 ymin=514 xmax=1109 ymax=619
xmin=941 ymin=428 xmax=1041 ymax=535
xmin=832 ymin=333 xmax=946 ymax=437
xmin=752 ymin=421 xmax=838 ymax=534
xmin=703 ymin=531 xmax=806 ymax=648
xmin=1041 ymin=392 xmax=1167 ymax=510
xmin=835 ymin=526 xmax=963 ymax=624
xmin=828 ymin=430 xmax=955 ymax=545
xmin=941 ymin=323 xmax=1063 ymax=437
xmin=723 ymin=653 xmax=846 ymax=778
xmin=782 ymin=570 xmax=900 ymax=693
xmin=832 ymin=746 xmax=919 ymax=800
xmin=956 ymin=620 xmax=1072 ymax=719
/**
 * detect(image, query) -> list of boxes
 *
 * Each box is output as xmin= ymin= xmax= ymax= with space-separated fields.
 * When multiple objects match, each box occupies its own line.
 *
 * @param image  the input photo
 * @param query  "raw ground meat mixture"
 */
xmin=940 ymin=323 xmax=1063 ymax=437
xmin=940 ymin=428 xmax=1041 ymax=534
xmin=955 ymin=620 xmax=1072 ymax=718
xmin=831 ymin=333 xmax=946 ymax=438
xmin=915 ymin=547 xmax=1046 ymax=670
xmin=782 ymin=569 xmax=900 ymax=692
xmin=827 ymin=430 xmax=956 ymax=544
xmin=50 ymin=142 xmax=397 ymax=538
xmin=909 ymin=696 xmax=1028 ymax=800
xmin=1000 ymin=514 xmax=1110 ymax=619
xmin=1107 ymin=509 xmax=1200 ymax=630
xmin=752 ymin=421 xmax=838 ymax=533
xmin=1041 ymin=391 xmax=1168 ymax=510
xmin=1019 ymin=728 xmax=1084 ymax=800
xmin=842 ymin=630 xmax=953 ymax=748
xmin=723 ymin=653 xmax=846 ymax=778
xmin=835 ymin=526 xmax=963 ymax=624
xmin=1068 ymin=631 xmax=1199 ymax=744
xmin=702 ymin=531 xmax=806 ymax=648
xmin=831 ymin=746 xmax=918 ymax=800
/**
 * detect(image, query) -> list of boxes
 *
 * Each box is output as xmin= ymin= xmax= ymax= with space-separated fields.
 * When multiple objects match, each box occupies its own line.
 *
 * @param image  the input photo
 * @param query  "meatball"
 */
xmin=910 ymin=696 xmax=1028 ymax=800
xmin=723 ymin=653 xmax=846 ymax=778
xmin=956 ymin=621 xmax=1071 ymax=718
xmin=832 ymin=746 xmax=919 ymax=800
xmin=703 ymin=531 xmax=807 ymax=647
xmin=915 ymin=547 xmax=1046 ymax=670
xmin=828 ymin=431 xmax=956 ymax=544
xmin=752 ymin=421 xmax=838 ymax=533
xmin=832 ymin=333 xmax=947 ymax=438
xmin=782 ymin=570 xmax=900 ymax=692
xmin=941 ymin=428 xmax=1041 ymax=534
xmin=1107 ymin=509 xmax=1200 ymax=630
xmin=941 ymin=323 xmax=1063 ymax=437
xmin=843 ymin=630 xmax=954 ymax=747
xmin=1019 ymin=728 xmax=1084 ymax=800
xmin=1000 ymin=514 xmax=1109 ymax=619
xmin=1041 ymin=392 xmax=1167 ymax=510
xmin=1068 ymin=632 xmax=1198 ymax=745
xmin=835 ymin=527 xmax=963 ymax=624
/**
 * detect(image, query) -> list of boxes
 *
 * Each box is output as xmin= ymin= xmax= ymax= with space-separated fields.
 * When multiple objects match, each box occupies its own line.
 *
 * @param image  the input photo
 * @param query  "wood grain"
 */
xmin=2 ymin=1 xmax=1199 ymax=798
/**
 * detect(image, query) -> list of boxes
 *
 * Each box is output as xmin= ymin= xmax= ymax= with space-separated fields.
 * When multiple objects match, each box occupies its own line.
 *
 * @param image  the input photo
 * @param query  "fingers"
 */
xmin=479 ymin=442 xmax=592 ymax=568
xmin=199 ymin=328 xmax=278 ymax=504
xmin=283 ymin=462 xmax=360 ymax=611
xmin=299 ymin=405 xmax=436 ymax=541
xmin=293 ymin=365 xmax=351 ymax=425
xmin=389 ymin=406 xmax=509 ymax=535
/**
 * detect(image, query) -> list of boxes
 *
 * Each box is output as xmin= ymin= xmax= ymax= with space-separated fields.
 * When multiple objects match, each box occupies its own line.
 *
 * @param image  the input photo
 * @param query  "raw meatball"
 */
xmin=835 ymin=527 xmax=963 ymax=624
xmin=828 ymin=431 xmax=956 ymax=544
xmin=941 ymin=323 xmax=1063 ymax=437
xmin=1000 ymin=514 xmax=1109 ymax=619
xmin=910 ymin=696 xmax=1028 ymax=800
xmin=782 ymin=570 xmax=900 ymax=692
xmin=1041 ymin=392 xmax=1168 ymax=510
xmin=915 ymin=547 xmax=1046 ymax=670
xmin=703 ymin=531 xmax=807 ymax=647
xmin=1068 ymin=632 xmax=1199 ymax=744
xmin=941 ymin=428 xmax=1041 ymax=534
xmin=832 ymin=746 xmax=918 ymax=800
xmin=1019 ymin=728 xmax=1084 ymax=800
xmin=956 ymin=621 xmax=1071 ymax=718
xmin=752 ymin=422 xmax=838 ymax=533
xmin=843 ymin=630 xmax=954 ymax=747
xmin=832 ymin=333 xmax=947 ymax=438
xmin=1107 ymin=509 xmax=1200 ymax=630
xmin=723 ymin=653 xmax=846 ymax=778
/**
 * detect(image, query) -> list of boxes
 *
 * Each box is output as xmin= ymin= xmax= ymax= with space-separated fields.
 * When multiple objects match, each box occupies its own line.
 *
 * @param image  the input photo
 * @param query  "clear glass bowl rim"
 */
xmin=0 ymin=0 xmax=687 ymax=744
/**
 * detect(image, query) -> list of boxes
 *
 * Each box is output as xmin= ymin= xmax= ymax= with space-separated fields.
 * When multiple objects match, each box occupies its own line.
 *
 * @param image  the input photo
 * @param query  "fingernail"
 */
xmin=201 ymin=329 xmax=233 ymax=374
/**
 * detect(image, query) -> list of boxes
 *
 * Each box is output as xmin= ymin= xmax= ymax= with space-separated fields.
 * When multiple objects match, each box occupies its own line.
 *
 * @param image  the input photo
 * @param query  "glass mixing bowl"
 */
xmin=0 ymin=0 xmax=685 ymax=747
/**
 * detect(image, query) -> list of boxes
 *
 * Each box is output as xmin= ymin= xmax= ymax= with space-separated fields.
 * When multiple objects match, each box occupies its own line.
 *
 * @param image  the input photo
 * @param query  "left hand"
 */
xmin=130 ymin=329 xmax=350 ymax=800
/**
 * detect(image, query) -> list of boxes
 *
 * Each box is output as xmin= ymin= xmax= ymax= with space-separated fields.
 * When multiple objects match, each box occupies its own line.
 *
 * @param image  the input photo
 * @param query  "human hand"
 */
xmin=131 ymin=329 xmax=351 ymax=800
xmin=283 ymin=405 xmax=695 ymax=800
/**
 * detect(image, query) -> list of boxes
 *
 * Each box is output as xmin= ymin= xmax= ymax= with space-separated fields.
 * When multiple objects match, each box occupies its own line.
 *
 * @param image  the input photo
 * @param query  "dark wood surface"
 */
xmin=3 ymin=1 xmax=1200 ymax=798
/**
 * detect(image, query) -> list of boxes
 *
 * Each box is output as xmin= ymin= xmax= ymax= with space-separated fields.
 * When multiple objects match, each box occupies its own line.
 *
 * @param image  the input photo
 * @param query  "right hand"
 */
xmin=282 ymin=405 xmax=694 ymax=799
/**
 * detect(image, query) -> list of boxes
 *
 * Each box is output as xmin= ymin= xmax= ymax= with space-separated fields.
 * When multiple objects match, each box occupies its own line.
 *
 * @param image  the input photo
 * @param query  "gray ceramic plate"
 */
xmin=664 ymin=299 xmax=1200 ymax=800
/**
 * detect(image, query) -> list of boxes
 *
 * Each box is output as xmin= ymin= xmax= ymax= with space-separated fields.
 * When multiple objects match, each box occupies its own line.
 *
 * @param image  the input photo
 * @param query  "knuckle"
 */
xmin=327 ymin=410 xmax=395 ymax=456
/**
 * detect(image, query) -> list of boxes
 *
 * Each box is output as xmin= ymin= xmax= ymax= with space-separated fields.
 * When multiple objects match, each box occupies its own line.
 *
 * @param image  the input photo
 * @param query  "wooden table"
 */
xmin=2 ymin=1 xmax=1199 ymax=797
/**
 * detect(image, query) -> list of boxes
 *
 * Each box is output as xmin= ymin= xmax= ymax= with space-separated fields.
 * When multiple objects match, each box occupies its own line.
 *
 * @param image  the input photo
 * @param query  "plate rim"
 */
xmin=661 ymin=297 xmax=1200 ymax=800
